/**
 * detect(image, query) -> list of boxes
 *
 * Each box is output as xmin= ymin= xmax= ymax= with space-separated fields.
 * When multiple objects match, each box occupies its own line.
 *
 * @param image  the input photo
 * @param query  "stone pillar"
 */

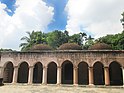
xmin=28 ymin=66 xmax=34 ymax=84
xmin=122 ymin=67 xmax=124 ymax=85
xmin=73 ymin=66 xmax=78 ymax=86
xmin=0 ymin=67 xmax=4 ymax=78
xmin=57 ymin=66 xmax=61 ymax=85
xmin=104 ymin=67 xmax=110 ymax=86
xmin=12 ymin=66 xmax=18 ymax=83
xmin=89 ymin=67 xmax=94 ymax=85
xmin=42 ymin=66 xmax=47 ymax=85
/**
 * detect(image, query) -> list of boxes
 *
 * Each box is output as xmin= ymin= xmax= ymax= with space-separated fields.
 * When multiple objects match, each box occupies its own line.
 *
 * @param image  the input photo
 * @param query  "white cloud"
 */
xmin=65 ymin=0 xmax=124 ymax=38
xmin=0 ymin=0 xmax=54 ymax=50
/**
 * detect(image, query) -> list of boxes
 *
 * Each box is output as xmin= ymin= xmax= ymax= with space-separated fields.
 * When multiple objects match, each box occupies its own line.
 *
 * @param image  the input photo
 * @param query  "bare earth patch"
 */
xmin=0 ymin=84 xmax=124 ymax=93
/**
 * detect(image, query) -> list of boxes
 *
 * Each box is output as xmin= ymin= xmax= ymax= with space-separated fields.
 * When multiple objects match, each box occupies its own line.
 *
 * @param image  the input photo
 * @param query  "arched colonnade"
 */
xmin=3 ymin=60 xmax=124 ymax=86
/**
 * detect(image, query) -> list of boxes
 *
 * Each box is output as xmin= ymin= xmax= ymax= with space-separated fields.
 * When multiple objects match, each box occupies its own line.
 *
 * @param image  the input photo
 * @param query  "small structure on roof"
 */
xmin=58 ymin=43 xmax=82 ymax=50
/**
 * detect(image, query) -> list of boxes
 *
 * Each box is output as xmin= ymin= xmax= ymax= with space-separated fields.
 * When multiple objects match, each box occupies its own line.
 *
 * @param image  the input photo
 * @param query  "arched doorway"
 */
xmin=17 ymin=62 xmax=29 ymax=83
xmin=33 ymin=62 xmax=43 ymax=83
xmin=47 ymin=62 xmax=57 ymax=84
xmin=78 ymin=62 xmax=89 ymax=85
xmin=93 ymin=62 xmax=105 ymax=85
xmin=62 ymin=60 xmax=73 ymax=84
xmin=3 ymin=62 xmax=14 ymax=83
xmin=109 ymin=61 xmax=123 ymax=85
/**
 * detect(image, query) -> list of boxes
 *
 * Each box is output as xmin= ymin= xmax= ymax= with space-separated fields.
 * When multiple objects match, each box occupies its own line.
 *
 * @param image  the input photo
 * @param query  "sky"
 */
xmin=0 ymin=0 xmax=124 ymax=50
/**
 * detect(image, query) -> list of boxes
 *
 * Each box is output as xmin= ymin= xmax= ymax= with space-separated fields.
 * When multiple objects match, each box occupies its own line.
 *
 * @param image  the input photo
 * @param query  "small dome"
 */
xmin=30 ymin=44 xmax=52 ymax=51
xmin=58 ymin=43 xmax=82 ymax=50
xmin=89 ymin=43 xmax=112 ymax=50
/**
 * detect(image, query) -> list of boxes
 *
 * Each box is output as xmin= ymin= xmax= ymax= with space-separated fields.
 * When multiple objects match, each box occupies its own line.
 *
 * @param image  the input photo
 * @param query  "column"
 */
xmin=104 ymin=67 xmax=110 ymax=86
xmin=12 ymin=66 xmax=18 ymax=83
xmin=122 ymin=67 xmax=124 ymax=85
xmin=42 ymin=66 xmax=47 ymax=84
xmin=0 ymin=67 xmax=4 ymax=78
xmin=28 ymin=66 xmax=34 ymax=84
xmin=57 ymin=66 xmax=61 ymax=85
xmin=89 ymin=67 xmax=94 ymax=85
xmin=73 ymin=66 xmax=78 ymax=86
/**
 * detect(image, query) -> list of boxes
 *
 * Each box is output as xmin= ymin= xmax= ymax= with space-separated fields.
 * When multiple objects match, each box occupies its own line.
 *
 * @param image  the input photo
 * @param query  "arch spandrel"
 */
xmin=3 ymin=61 xmax=13 ymax=68
xmin=91 ymin=60 xmax=105 ymax=67
xmin=18 ymin=61 xmax=30 ymax=67
xmin=33 ymin=61 xmax=43 ymax=67
xmin=77 ymin=61 xmax=89 ymax=67
xmin=109 ymin=61 xmax=123 ymax=67
xmin=46 ymin=61 xmax=58 ymax=67
xmin=60 ymin=59 xmax=74 ymax=67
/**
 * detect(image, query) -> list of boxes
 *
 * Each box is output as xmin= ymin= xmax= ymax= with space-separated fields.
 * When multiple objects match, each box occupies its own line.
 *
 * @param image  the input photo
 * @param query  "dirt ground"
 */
xmin=0 ymin=84 xmax=124 ymax=93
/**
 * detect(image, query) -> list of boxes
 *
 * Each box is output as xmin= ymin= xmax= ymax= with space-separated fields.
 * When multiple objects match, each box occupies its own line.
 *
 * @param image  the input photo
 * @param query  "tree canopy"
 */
xmin=96 ymin=31 xmax=124 ymax=50
xmin=20 ymin=30 xmax=94 ymax=51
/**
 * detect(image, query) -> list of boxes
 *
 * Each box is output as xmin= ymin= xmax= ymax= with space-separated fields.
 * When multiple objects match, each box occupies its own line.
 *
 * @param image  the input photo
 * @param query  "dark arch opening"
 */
xmin=3 ymin=62 xmax=14 ymax=83
xmin=109 ymin=61 xmax=123 ymax=85
xmin=78 ymin=62 xmax=89 ymax=85
xmin=93 ymin=62 xmax=105 ymax=85
xmin=17 ymin=62 xmax=29 ymax=83
xmin=62 ymin=61 xmax=73 ymax=84
xmin=47 ymin=62 xmax=57 ymax=84
xmin=33 ymin=62 xmax=43 ymax=83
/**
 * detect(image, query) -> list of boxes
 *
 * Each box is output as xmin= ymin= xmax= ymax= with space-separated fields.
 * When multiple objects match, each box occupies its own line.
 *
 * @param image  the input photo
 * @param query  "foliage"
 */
xmin=0 ymin=48 xmax=13 ymax=52
xmin=20 ymin=30 xmax=95 ymax=51
xmin=96 ymin=31 xmax=124 ymax=50
xmin=83 ymin=35 xmax=94 ymax=49
xmin=120 ymin=12 xmax=124 ymax=23
xmin=46 ymin=30 xmax=68 ymax=49
xmin=19 ymin=31 xmax=47 ymax=51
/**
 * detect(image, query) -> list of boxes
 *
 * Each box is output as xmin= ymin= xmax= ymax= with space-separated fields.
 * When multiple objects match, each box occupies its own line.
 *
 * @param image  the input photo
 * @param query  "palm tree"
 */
xmin=79 ymin=32 xmax=87 ymax=45
xmin=19 ymin=31 xmax=36 ymax=51
xmin=120 ymin=12 xmax=124 ymax=29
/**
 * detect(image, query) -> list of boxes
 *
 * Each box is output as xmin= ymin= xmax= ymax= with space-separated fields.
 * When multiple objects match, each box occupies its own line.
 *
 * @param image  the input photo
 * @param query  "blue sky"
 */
xmin=0 ymin=0 xmax=68 ymax=31
xmin=44 ymin=0 xmax=68 ymax=31
xmin=0 ymin=0 xmax=16 ymax=15
xmin=0 ymin=0 xmax=124 ymax=50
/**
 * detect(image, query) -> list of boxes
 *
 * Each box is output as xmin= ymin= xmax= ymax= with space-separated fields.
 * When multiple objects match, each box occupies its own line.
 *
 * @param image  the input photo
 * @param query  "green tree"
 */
xmin=0 ymin=48 xmax=13 ymax=52
xmin=96 ymin=31 xmax=124 ymax=50
xmin=46 ymin=30 xmax=68 ymax=49
xmin=83 ymin=35 xmax=94 ymax=49
xmin=68 ymin=34 xmax=82 ymax=45
xmin=19 ymin=31 xmax=47 ymax=51
xmin=121 ymin=12 xmax=124 ymax=29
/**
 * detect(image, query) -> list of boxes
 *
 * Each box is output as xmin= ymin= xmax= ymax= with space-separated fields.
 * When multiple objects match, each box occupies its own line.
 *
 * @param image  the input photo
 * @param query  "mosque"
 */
xmin=0 ymin=43 xmax=124 ymax=86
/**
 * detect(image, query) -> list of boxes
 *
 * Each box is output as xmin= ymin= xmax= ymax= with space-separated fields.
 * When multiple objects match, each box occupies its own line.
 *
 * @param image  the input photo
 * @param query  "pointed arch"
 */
xmin=17 ymin=62 xmax=29 ymax=83
xmin=78 ymin=62 xmax=89 ymax=85
xmin=3 ymin=62 xmax=14 ymax=83
xmin=93 ymin=62 xmax=105 ymax=85
xmin=109 ymin=61 xmax=123 ymax=85
xmin=33 ymin=62 xmax=43 ymax=83
xmin=61 ymin=60 xmax=73 ymax=84
xmin=47 ymin=62 xmax=57 ymax=84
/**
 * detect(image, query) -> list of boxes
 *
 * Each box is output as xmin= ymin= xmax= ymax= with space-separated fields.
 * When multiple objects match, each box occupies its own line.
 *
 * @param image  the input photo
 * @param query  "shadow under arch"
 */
xmin=17 ymin=62 xmax=29 ymax=83
xmin=33 ymin=62 xmax=43 ymax=83
xmin=3 ymin=62 xmax=14 ymax=83
xmin=78 ymin=62 xmax=89 ymax=85
xmin=109 ymin=61 xmax=123 ymax=85
xmin=93 ymin=62 xmax=105 ymax=85
xmin=61 ymin=60 xmax=73 ymax=84
xmin=47 ymin=62 xmax=57 ymax=84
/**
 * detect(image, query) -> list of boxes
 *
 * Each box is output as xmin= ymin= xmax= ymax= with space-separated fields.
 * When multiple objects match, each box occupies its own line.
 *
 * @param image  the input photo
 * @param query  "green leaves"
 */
xmin=19 ymin=30 xmax=95 ymax=51
xmin=96 ymin=31 xmax=124 ymax=50
xmin=19 ymin=31 xmax=47 ymax=51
